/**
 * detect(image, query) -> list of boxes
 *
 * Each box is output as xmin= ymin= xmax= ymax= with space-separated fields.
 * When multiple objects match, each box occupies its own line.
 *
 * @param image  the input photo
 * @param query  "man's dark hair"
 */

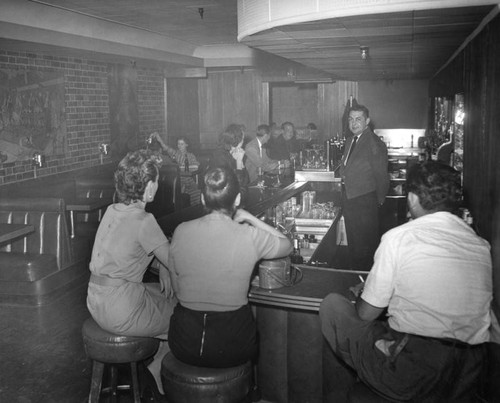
xmin=256 ymin=124 xmax=270 ymax=137
xmin=349 ymin=104 xmax=370 ymax=118
xmin=406 ymin=161 xmax=462 ymax=213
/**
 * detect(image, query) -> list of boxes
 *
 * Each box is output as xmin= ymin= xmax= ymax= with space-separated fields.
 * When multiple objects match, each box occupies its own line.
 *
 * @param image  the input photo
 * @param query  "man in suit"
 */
xmin=245 ymin=124 xmax=278 ymax=183
xmin=339 ymin=104 xmax=389 ymax=270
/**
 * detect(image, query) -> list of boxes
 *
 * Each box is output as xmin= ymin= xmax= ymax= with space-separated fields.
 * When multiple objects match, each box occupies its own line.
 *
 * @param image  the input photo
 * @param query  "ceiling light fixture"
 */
xmin=360 ymin=46 xmax=369 ymax=60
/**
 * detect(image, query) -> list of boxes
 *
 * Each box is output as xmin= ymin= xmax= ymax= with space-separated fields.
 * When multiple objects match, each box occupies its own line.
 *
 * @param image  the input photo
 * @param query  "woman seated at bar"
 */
xmin=86 ymin=150 xmax=175 ymax=395
xmin=167 ymin=166 xmax=292 ymax=368
xmin=150 ymin=132 xmax=201 ymax=205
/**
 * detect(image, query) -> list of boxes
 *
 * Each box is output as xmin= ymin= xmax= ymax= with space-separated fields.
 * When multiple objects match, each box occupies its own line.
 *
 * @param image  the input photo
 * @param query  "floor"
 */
xmin=1 ymin=238 xmax=498 ymax=402
xmin=0 ymin=272 xmax=276 ymax=403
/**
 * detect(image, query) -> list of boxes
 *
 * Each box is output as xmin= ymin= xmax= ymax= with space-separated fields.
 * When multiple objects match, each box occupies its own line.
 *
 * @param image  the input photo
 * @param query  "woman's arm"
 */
xmin=152 ymin=243 xmax=175 ymax=298
xmin=150 ymin=132 xmax=176 ymax=157
xmin=234 ymin=209 xmax=292 ymax=257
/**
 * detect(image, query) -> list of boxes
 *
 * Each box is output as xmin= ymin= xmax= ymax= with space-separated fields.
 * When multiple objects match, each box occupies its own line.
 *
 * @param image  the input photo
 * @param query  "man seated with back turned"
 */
xmin=320 ymin=161 xmax=493 ymax=402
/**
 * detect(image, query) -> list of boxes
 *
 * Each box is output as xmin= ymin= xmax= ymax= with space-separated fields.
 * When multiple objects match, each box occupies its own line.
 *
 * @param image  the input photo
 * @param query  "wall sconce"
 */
xmin=32 ymin=152 xmax=45 ymax=178
xmin=360 ymin=46 xmax=369 ymax=60
xmin=99 ymin=143 xmax=110 ymax=164
xmin=287 ymin=67 xmax=296 ymax=80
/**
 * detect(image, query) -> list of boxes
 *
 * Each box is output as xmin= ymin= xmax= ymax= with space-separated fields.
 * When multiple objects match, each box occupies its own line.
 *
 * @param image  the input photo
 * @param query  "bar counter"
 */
xmin=250 ymin=267 xmax=368 ymax=403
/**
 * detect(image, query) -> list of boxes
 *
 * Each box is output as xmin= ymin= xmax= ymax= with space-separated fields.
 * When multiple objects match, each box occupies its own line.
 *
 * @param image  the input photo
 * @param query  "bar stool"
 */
xmin=161 ymin=352 xmax=253 ymax=403
xmin=82 ymin=317 xmax=160 ymax=403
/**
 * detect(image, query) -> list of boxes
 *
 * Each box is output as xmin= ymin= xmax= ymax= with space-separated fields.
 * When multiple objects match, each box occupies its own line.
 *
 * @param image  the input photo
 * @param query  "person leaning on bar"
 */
xmin=320 ymin=160 xmax=494 ymax=402
xmin=167 ymin=166 xmax=292 ymax=369
xmin=86 ymin=149 xmax=175 ymax=396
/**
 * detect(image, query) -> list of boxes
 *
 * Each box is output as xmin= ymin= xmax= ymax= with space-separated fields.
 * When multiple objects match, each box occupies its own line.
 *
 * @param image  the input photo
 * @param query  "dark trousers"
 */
xmin=319 ymin=294 xmax=488 ymax=402
xmin=168 ymin=303 xmax=257 ymax=368
xmin=342 ymin=191 xmax=380 ymax=270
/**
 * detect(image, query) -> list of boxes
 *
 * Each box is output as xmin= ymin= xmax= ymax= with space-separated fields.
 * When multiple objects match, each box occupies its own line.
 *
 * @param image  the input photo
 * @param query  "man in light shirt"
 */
xmin=320 ymin=161 xmax=492 ymax=402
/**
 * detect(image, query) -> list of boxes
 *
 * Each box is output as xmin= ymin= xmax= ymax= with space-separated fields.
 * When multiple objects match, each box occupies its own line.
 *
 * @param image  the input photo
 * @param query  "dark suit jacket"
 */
xmin=339 ymin=128 xmax=389 ymax=204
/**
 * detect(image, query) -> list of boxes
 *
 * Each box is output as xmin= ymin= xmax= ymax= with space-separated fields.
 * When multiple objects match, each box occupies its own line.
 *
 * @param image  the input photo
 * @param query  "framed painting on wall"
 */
xmin=0 ymin=69 xmax=66 ymax=164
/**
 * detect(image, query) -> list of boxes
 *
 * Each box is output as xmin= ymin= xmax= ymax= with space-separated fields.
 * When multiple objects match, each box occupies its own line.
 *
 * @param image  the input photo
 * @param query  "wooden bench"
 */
xmin=0 ymin=197 xmax=88 ymax=306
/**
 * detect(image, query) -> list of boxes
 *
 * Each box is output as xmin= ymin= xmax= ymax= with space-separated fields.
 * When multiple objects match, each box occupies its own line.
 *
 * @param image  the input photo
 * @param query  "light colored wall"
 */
xmin=358 ymin=79 xmax=429 ymax=130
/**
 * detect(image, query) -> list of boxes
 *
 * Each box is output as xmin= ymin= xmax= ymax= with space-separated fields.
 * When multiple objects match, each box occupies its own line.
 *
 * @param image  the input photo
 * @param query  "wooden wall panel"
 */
xmin=198 ymin=70 xmax=262 ymax=149
xmin=318 ymin=81 xmax=358 ymax=140
xmin=270 ymin=84 xmax=318 ymax=127
xmin=431 ymin=14 xmax=500 ymax=327
xmin=166 ymin=78 xmax=200 ymax=148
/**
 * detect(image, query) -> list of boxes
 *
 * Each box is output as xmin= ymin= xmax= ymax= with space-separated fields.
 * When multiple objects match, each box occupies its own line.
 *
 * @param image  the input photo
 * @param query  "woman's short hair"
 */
xmin=406 ymin=160 xmax=462 ymax=213
xmin=220 ymin=124 xmax=244 ymax=148
xmin=203 ymin=166 xmax=240 ymax=215
xmin=218 ymin=130 xmax=238 ymax=150
xmin=176 ymin=136 xmax=189 ymax=146
xmin=114 ymin=149 xmax=160 ymax=204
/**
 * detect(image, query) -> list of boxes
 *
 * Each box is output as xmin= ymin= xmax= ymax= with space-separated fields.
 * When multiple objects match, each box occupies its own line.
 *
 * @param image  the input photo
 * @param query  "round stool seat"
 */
xmin=161 ymin=352 xmax=252 ymax=403
xmin=82 ymin=317 xmax=159 ymax=363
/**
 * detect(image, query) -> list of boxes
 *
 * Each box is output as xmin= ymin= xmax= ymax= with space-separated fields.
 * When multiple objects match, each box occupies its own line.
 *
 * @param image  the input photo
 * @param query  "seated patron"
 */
xmin=86 ymin=150 xmax=175 ymax=395
xmin=319 ymin=161 xmax=493 ymax=402
xmin=150 ymin=132 xmax=200 ymax=205
xmin=282 ymin=121 xmax=301 ymax=158
xmin=167 ymin=167 xmax=292 ymax=367
xmin=244 ymin=124 xmax=279 ymax=183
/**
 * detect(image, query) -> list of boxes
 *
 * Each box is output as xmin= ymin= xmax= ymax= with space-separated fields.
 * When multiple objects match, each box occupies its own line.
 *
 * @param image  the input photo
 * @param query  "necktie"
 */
xmin=345 ymin=136 xmax=358 ymax=165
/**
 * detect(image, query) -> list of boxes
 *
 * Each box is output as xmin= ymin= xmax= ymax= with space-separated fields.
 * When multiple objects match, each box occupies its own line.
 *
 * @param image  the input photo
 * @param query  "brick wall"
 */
xmin=137 ymin=68 xmax=165 ymax=142
xmin=0 ymin=49 xmax=165 ymax=186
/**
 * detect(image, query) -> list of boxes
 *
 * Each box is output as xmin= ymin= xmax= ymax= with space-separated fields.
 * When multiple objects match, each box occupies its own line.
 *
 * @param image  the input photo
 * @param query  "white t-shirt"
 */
xmin=362 ymin=211 xmax=492 ymax=344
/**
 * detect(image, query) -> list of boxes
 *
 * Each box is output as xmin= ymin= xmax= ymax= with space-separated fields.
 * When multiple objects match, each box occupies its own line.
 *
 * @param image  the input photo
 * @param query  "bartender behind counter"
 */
xmin=339 ymin=104 xmax=389 ymax=271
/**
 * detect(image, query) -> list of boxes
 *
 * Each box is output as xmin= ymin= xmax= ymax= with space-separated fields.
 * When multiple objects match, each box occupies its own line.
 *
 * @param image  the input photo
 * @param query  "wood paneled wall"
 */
xmin=194 ymin=68 xmax=358 ymax=148
xmin=197 ymin=69 xmax=264 ymax=149
xmin=431 ymin=14 xmax=500 ymax=319
xmin=318 ymin=81 xmax=358 ymax=140
xmin=167 ymin=78 xmax=200 ymax=149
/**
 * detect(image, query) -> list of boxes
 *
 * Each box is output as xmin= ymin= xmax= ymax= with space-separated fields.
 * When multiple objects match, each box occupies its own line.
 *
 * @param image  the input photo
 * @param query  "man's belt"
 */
xmin=89 ymin=273 xmax=128 ymax=287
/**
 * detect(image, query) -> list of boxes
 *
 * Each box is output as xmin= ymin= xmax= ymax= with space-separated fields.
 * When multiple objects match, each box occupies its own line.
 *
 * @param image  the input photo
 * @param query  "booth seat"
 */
xmin=0 ymin=197 xmax=88 ymax=306
xmin=73 ymin=176 xmax=116 ymax=239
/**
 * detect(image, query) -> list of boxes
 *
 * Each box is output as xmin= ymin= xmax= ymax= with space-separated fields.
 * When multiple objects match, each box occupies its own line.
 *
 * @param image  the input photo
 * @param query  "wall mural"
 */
xmin=0 ymin=69 xmax=66 ymax=164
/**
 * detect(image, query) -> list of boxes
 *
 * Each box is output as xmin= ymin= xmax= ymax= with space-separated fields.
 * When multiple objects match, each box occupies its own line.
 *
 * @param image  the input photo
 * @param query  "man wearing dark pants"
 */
xmin=320 ymin=161 xmax=493 ymax=402
xmin=339 ymin=104 xmax=389 ymax=270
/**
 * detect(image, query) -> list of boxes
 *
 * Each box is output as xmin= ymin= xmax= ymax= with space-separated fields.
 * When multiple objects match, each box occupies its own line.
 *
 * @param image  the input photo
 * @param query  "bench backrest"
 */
xmin=0 ymin=197 xmax=73 ymax=270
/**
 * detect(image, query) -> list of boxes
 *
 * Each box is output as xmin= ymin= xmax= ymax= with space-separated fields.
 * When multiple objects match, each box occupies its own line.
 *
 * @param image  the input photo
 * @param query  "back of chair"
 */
xmin=0 ymin=197 xmax=73 ymax=270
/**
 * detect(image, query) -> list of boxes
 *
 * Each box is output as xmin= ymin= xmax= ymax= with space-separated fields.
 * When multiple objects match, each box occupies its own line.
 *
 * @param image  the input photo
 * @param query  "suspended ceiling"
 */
xmin=0 ymin=0 xmax=498 ymax=81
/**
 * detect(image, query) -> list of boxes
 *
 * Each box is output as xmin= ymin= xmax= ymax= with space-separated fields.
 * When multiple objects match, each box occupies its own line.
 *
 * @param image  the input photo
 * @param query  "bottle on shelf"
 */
xmin=302 ymin=234 xmax=310 ymax=249
xmin=290 ymin=237 xmax=304 ymax=264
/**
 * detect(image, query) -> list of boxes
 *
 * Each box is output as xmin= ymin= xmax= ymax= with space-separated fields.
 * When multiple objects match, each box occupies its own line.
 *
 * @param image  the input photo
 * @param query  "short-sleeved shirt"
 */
xmin=87 ymin=203 xmax=172 ymax=336
xmin=90 ymin=203 xmax=167 ymax=282
xmin=362 ymin=211 xmax=492 ymax=344
xmin=168 ymin=211 xmax=281 ymax=311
